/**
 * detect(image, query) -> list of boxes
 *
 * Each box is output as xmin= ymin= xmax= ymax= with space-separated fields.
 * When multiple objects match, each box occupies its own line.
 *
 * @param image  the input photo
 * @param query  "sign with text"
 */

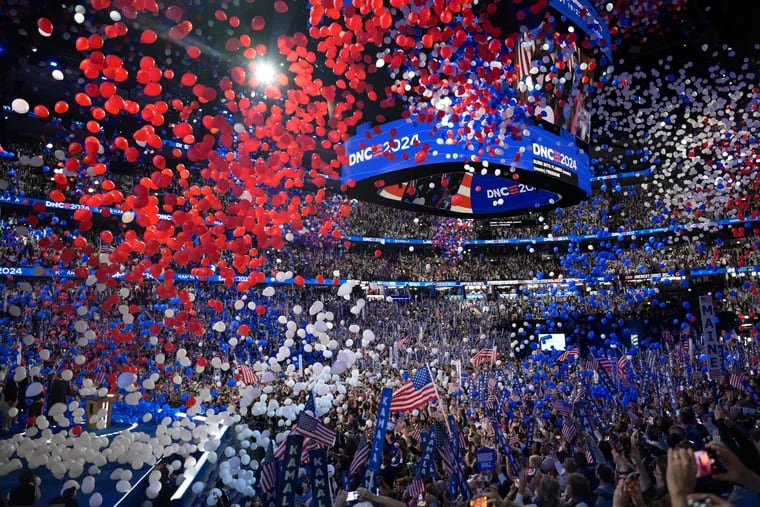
xmin=476 ymin=447 xmax=496 ymax=472
xmin=699 ymin=295 xmax=722 ymax=379
xmin=276 ymin=433 xmax=304 ymax=507
xmin=364 ymin=387 xmax=392 ymax=489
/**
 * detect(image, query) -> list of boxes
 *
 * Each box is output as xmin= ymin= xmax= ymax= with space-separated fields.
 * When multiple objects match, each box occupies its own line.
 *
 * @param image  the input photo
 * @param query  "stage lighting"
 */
xmin=255 ymin=62 xmax=275 ymax=84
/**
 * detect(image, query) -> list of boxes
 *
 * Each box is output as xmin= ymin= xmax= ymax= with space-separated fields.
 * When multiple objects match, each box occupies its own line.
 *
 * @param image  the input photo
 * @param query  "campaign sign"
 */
xmin=476 ymin=448 xmax=497 ymax=472
xmin=699 ymin=295 xmax=722 ymax=379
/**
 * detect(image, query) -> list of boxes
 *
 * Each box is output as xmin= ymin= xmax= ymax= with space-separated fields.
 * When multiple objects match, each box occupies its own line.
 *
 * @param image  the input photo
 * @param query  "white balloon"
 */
xmin=26 ymin=382 xmax=43 ymax=398
xmin=89 ymin=493 xmax=103 ymax=507
xmin=332 ymin=361 xmax=347 ymax=375
xmin=81 ymin=476 xmax=96 ymax=494
xmin=11 ymin=98 xmax=30 ymax=114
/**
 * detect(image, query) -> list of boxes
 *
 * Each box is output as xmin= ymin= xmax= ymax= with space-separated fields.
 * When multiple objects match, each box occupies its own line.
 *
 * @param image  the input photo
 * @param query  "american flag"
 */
xmin=260 ymin=440 xmax=277 ymax=493
xmin=238 ymin=364 xmax=258 ymax=385
xmin=552 ymin=399 xmax=573 ymax=417
xmin=296 ymin=411 xmax=336 ymax=447
xmin=408 ymin=478 xmax=425 ymax=499
xmin=349 ymin=434 xmax=369 ymax=476
xmin=94 ymin=369 xmax=107 ymax=387
xmin=472 ymin=347 xmax=498 ymax=368
xmin=558 ymin=348 xmax=580 ymax=362
xmin=515 ymin=32 xmax=535 ymax=81
xmin=598 ymin=357 xmax=613 ymax=374
xmin=573 ymin=386 xmax=587 ymax=404
xmin=508 ymin=432 xmax=521 ymax=447
xmin=458 ymin=428 xmax=468 ymax=451
xmin=562 ymin=421 xmax=577 ymax=443
xmin=617 ymin=356 xmax=628 ymax=378
xmin=275 ymin=433 xmax=318 ymax=462
xmin=304 ymin=390 xmax=316 ymax=415
xmin=728 ymin=373 xmax=746 ymax=390
xmin=411 ymin=423 xmax=424 ymax=442
xmin=431 ymin=421 xmax=454 ymax=474
xmin=390 ymin=365 xmax=437 ymax=413
xmin=585 ymin=446 xmax=595 ymax=466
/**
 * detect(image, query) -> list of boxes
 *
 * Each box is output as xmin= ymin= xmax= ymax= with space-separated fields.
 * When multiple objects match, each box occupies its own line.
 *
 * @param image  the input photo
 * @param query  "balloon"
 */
xmin=26 ymin=382 xmax=43 ymax=397
xmin=81 ymin=476 xmax=96 ymax=494
xmin=117 ymin=372 xmax=136 ymax=390
xmin=11 ymin=98 xmax=30 ymax=114
xmin=89 ymin=493 xmax=103 ymax=507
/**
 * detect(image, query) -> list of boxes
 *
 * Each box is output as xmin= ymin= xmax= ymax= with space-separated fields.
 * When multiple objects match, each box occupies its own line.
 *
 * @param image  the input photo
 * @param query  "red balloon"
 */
xmin=37 ymin=17 xmax=53 ymax=36
xmin=165 ymin=5 xmax=184 ymax=21
xmin=251 ymin=16 xmax=265 ymax=31
xmin=169 ymin=20 xmax=193 ymax=40
xmin=33 ymin=105 xmax=50 ymax=118
xmin=140 ymin=29 xmax=158 ymax=44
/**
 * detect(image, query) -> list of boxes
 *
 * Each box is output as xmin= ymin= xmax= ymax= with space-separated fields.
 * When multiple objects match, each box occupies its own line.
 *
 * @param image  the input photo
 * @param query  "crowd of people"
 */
xmin=0 ymin=137 xmax=758 ymax=505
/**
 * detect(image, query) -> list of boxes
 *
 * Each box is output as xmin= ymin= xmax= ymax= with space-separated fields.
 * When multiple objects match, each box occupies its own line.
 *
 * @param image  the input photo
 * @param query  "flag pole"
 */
xmin=425 ymin=362 xmax=451 ymax=437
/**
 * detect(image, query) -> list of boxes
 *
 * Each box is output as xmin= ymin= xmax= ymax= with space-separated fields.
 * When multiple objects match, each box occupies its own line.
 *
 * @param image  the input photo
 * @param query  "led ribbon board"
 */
xmin=341 ymin=119 xmax=591 ymax=218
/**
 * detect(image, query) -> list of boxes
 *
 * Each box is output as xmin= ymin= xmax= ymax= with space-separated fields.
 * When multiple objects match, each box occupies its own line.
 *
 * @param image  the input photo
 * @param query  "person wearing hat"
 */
xmin=49 ymin=484 xmax=79 ymax=507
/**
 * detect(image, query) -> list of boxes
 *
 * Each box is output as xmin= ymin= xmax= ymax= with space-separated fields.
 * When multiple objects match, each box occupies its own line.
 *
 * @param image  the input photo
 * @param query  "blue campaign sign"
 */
xmin=476 ymin=448 xmax=497 ymax=472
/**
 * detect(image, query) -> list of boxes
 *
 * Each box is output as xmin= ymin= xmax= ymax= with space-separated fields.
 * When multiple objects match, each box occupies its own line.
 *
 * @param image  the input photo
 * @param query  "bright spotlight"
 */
xmin=255 ymin=62 xmax=276 ymax=84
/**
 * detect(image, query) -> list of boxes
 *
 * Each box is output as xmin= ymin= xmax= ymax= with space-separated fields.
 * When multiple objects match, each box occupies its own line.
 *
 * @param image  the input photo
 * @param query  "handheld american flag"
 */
xmin=304 ymin=390 xmax=316 ymax=415
xmin=260 ymin=440 xmax=277 ymax=493
xmin=552 ymin=399 xmax=573 ymax=417
xmin=296 ymin=411 xmax=337 ymax=447
xmin=238 ymin=364 xmax=258 ymax=385
xmin=94 ymin=369 xmax=107 ymax=387
xmin=558 ymin=348 xmax=580 ymax=362
xmin=390 ymin=365 xmax=437 ymax=413
xmin=728 ymin=373 xmax=746 ymax=390
xmin=562 ymin=421 xmax=577 ymax=443
xmin=472 ymin=347 xmax=498 ymax=367
xmin=275 ymin=433 xmax=319 ymax=463
xmin=349 ymin=434 xmax=369 ymax=476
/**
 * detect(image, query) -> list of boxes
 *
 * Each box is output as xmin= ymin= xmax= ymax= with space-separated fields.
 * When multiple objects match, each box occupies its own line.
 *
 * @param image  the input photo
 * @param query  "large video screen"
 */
xmin=541 ymin=333 xmax=567 ymax=351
